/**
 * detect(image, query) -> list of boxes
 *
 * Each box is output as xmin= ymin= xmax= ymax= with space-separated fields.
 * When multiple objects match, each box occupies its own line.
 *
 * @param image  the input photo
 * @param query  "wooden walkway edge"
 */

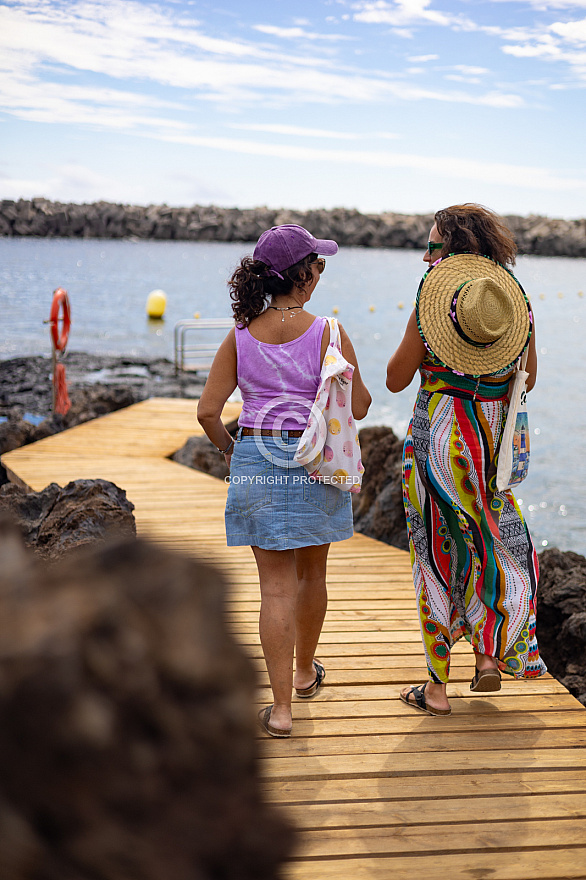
xmin=3 ymin=398 xmax=586 ymax=880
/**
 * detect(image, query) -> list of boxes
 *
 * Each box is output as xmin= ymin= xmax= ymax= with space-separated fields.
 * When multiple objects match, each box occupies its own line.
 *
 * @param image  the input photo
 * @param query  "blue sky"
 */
xmin=1 ymin=0 xmax=585 ymax=217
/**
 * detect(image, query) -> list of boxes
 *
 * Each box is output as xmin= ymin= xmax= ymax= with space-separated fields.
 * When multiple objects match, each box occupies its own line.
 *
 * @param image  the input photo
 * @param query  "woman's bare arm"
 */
xmin=525 ymin=324 xmax=537 ymax=392
xmin=196 ymin=329 xmax=238 ymax=455
xmin=386 ymin=309 xmax=426 ymax=392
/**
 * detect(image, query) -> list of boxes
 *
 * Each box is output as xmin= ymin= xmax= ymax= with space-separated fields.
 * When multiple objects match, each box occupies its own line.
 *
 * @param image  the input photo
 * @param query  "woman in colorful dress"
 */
xmin=197 ymin=225 xmax=371 ymax=736
xmin=386 ymin=203 xmax=546 ymax=716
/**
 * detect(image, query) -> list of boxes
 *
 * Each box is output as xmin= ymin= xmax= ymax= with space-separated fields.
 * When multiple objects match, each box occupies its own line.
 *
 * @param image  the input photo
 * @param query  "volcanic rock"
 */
xmin=0 ymin=479 xmax=136 ymax=560
xmin=537 ymin=547 xmax=586 ymax=705
xmin=352 ymin=425 xmax=409 ymax=551
xmin=0 ymin=523 xmax=292 ymax=879
xmin=172 ymin=418 xmax=239 ymax=480
xmin=0 ymin=354 xmax=206 ymax=484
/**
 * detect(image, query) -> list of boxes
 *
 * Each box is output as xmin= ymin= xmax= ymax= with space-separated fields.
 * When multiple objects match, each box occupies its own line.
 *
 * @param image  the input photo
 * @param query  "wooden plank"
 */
xmin=257 ymin=728 xmax=586 ymax=760
xmin=294 ymin=817 xmax=586 ymax=858
xmin=282 ymin=848 xmax=586 ymax=880
xmin=255 ymin=712 xmax=586 ymax=740
xmin=262 ymin=769 xmax=586 ymax=804
xmin=253 ymin=694 xmax=584 ymax=719
xmin=259 ymin=749 xmax=586 ymax=781
xmin=283 ymin=791 xmax=586 ymax=829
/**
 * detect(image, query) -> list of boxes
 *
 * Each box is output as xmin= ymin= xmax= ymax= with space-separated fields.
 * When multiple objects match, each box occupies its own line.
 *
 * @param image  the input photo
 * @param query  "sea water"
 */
xmin=2 ymin=237 xmax=585 ymax=554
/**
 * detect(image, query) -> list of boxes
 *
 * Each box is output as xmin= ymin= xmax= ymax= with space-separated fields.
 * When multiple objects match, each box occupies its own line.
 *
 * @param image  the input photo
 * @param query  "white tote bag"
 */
xmin=496 ymin=348 xmax=530 ymax=493
xmin=294 ymin=317 xmax=363 ymax=493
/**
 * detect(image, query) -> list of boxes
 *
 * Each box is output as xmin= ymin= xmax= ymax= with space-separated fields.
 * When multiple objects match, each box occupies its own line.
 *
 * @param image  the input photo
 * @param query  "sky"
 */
xmin=1 ymin=0 xmax=586 ymax=218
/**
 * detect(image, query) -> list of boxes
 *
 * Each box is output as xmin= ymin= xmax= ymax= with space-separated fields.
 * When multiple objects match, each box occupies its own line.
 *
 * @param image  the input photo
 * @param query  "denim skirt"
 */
xmin=225 ymin=429 xmax=353 ymax=550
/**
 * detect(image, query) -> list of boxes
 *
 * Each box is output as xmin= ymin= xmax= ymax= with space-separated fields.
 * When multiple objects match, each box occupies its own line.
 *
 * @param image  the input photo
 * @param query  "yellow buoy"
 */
xmin=332 ymin=306 xmax=339 ymax=315
xmin=539 ymin=293 xmax=545 ymax=300
xmin=193 ymin=311 xmax=201 ymax=318
xmin=557 ymin=291 xmax=564 ymax=299
xmin=369 ymin=305 xmax=376 ymax=312
xmin=146 ymin=289 xmax=167 ymax=318
xmin=578 ymin=291 xmax=584 ymax=298
xmin=398 ymin=301 xmax=404 ymax=309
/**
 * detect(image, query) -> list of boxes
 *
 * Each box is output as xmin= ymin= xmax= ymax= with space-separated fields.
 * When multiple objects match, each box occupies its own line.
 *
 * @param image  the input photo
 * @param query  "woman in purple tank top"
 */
xmin=198 ymin=225 xmax=371 ymax=738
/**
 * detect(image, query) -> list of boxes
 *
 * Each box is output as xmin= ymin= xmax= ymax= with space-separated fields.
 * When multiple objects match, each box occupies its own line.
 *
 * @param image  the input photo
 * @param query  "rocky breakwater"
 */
xmin=0 ymin=522 xmax=292 ymax=879
xmin=2 ymin=198 xmax=585 ymax=257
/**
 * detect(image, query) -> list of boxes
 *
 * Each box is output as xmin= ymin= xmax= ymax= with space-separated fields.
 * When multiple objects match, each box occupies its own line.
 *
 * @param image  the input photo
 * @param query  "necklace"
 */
xmin=268 ymin=305 xmax=302 ymax=322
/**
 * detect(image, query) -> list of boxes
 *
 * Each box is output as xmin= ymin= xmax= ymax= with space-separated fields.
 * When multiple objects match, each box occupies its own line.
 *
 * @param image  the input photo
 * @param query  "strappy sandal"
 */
xmin=258 ymin=705 xmax=292 ymax=738
xmin=470 ymin=666 xmax=502 ymax=692
xmin=295 ymin=660 xmax=326 ymax=698
xmin=400 ymin=683 xmax=452 ymax=717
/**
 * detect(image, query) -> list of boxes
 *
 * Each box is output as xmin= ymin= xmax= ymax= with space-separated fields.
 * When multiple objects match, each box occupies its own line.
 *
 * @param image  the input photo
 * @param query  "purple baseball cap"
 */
xmin=253 ymin=224 xmax=338 ymax=280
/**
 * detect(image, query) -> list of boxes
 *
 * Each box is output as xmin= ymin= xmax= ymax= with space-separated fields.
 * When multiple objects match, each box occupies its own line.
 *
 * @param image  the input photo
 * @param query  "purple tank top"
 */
xmin=236 ymin=317 xmax=326 ymax=431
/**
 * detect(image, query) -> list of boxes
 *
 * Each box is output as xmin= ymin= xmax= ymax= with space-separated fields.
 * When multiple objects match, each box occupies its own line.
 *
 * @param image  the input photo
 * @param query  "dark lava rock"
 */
xmin=0 ymin=479 xmax=136 ymax=560
xmin=172 ymin=435 xmax=230 ymax=480
xmin=0 ymin=353 xmax=205 ymax=422
xmin=0 ymin=522 xmax=292 ymax=880
xmin=0 ymin=354 xmax=207 ymax=484
xmin=352 ymin=425 xmax=409 ymax=551
xmin=172 ymin=418 xmax=239 ymax=481
xmin=537 ymin=547 xmax=586 ymax=705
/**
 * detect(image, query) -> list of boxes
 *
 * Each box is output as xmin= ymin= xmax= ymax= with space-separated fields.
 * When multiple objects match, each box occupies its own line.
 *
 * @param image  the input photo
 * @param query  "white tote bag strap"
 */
xmin=327 ymin=316 xmax=342 ymax=352
xmin=519 ymin=346 xmax=529 ymax=371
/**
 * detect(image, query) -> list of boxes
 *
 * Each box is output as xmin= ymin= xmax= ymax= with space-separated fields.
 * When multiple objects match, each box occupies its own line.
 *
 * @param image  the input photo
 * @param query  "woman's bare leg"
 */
xmin=293 ymin=543 xmax=330 ymax=691
xmin=473 ymin=648 xmax=500 ymax=671
xmin=252 ymin=546 xmax=298 ymax=731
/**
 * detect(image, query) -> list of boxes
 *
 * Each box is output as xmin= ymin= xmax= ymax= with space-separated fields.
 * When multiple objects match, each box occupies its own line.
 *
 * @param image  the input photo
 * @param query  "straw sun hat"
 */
xmin=416 ymin=253 xmax=533 ymax=377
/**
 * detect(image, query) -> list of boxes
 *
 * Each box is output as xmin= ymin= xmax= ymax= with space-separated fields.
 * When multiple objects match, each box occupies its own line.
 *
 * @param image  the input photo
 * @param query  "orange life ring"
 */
xmin=50 ymin=287 xmax=71 ymax=351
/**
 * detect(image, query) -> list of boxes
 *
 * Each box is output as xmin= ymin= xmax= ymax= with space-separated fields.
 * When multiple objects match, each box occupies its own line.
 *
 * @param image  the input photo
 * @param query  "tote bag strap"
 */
xmin=327 ymin=316 xmax=342 ymax=352
xmin=517 ymin=345 xmax=529 ymax=370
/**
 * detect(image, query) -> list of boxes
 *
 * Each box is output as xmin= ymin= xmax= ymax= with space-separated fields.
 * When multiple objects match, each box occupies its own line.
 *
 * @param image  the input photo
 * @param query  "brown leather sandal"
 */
xmin=295 ymin=660 xmax=326 ymax=698
xmin=400 ymin=683 xmax=452 ymax=716
xmin=470 ymin=667 xmax=502 ymax=692
xmin=258 ymin=705 xmax=292 ymax=738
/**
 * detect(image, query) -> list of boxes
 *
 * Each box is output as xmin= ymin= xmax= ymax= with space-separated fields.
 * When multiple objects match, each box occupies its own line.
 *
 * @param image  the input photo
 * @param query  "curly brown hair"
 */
xmin=229 ymin=252 xmax=317 ymax=326
xmin=434 ymin=203 xmax=517 ymax=266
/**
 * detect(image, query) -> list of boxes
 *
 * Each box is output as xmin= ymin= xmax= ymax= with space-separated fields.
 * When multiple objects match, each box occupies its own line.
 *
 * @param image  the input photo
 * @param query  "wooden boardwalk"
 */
xmin=3 ymin=398 xmax=586 ymax=880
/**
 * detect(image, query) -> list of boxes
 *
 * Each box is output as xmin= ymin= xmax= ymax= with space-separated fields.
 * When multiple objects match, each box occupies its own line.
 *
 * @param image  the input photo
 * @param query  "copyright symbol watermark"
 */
xmin=249 ymin=395 xmax=325 ymax=467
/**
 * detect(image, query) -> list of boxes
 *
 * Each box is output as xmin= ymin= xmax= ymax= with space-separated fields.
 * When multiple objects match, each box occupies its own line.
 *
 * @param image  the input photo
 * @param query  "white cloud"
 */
xmin=0 ymin=163 xmax=148 ymax=203
xmin=445 ymin=74 xmax=481 ymax=83
xmin=228 ymin=123 xmax=399 ymax=139
xmin=145 ymin=129 xmax=586 ymax=193
xmin=551 ymin=18 xmax=586 ymax=42
xmin=408 ymin=53 xmax=439 ymax=61
xmin=252 ymin=24 xmax=351 ymax=41
xmin=0 ymin=0 xmax=526 ymax=123
xmin=353 ymin=0 xmax=455 ymax=27
xmin=450 ymin=65 xmax=489 ymax=75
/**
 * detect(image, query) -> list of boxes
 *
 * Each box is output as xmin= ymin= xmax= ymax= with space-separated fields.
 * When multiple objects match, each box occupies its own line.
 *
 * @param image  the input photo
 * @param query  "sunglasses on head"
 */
xmin=427 ymin=241 xmax=443 ymax=255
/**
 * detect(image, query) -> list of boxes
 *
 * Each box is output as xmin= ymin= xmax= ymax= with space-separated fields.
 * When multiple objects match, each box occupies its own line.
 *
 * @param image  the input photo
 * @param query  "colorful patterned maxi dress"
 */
xmin=402 ymin=353 xmax=547 ymax=683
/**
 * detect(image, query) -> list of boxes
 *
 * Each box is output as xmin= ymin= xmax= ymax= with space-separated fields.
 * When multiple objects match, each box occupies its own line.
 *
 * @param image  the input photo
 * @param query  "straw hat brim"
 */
xmin=416 ymin=253 xmax=532 ymax=377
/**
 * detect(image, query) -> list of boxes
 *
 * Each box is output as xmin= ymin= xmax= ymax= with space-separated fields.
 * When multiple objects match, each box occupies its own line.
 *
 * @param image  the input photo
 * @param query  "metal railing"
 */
xmin=174 ymin=318 xmax=234 ymax=374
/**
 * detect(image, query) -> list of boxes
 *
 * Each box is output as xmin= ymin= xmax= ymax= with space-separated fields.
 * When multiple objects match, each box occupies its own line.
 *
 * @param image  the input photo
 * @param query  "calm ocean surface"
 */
xmin=2 ymin=237 xmax=584 ymax=555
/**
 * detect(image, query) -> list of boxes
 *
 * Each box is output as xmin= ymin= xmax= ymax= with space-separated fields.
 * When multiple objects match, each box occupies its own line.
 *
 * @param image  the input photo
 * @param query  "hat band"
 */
xmin=264 ymin=267 xmax=285 ymax=281
xmin=449 ymin=283 xmax=497 ymax=350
